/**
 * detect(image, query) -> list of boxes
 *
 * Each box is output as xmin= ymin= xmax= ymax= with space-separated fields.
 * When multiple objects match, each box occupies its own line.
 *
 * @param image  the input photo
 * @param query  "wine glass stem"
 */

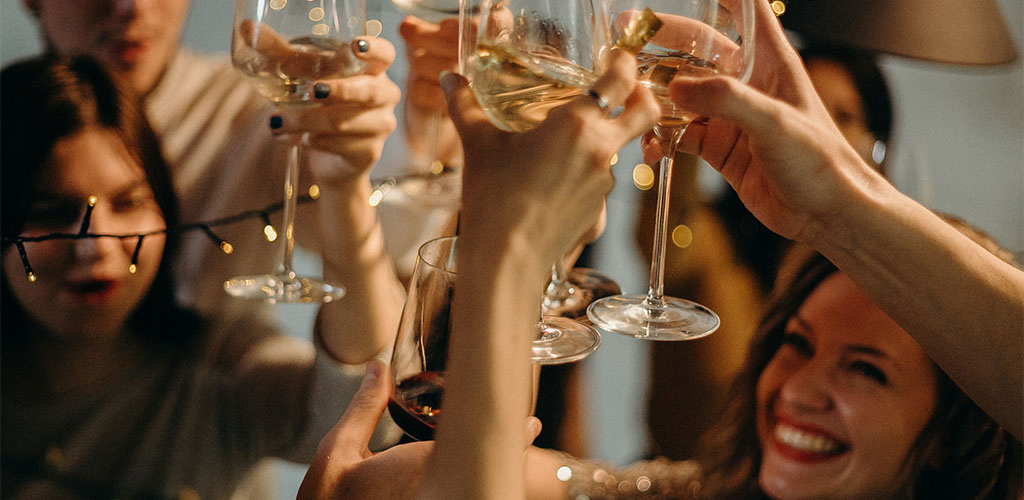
xmin=546 ymin=260 xmax=573 ymax=303
xmin=279 ymin=132 xmax=307 ymax=279
xmin=646 ymin=125 xmax=684 ymax=307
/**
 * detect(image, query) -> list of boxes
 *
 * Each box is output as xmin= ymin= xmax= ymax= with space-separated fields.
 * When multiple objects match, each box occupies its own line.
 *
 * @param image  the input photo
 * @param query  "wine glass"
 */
xmin=372 ymin=0 xmax=468 ymax=207
xmin=464 ymin=0 xmax=608 ymax=363
xmin=225 ymin=0 xmax=367 ymax=303
xmin=586 ymin=0 xmax=755 ymax=340
xmin=388 ymin=236 xmax=571 ymax=440
xmin=388 ymin=236 xmax=456 ymax=440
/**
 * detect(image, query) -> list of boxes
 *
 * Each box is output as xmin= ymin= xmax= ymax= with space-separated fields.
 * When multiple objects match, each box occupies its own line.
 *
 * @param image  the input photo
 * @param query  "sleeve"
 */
xmin=207 ymin=319 xmax=401 ymax=466
xmin=555 ymin=455 xmax=706 ymax=500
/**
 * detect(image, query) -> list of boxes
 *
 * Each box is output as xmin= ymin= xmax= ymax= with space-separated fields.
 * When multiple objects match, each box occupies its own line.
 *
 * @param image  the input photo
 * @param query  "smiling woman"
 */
xmin=693 ymin=245 xmax=1021 ymax=500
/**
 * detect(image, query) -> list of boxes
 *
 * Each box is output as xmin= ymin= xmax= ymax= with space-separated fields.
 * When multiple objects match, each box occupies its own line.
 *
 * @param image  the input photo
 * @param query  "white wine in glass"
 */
xmin=587 ymin=0 xmax=755 ymax=339
xmin=225 ymin=0 xmax=367 ymax=303
xmin=467 ymin=0 xmax=610 ymax=364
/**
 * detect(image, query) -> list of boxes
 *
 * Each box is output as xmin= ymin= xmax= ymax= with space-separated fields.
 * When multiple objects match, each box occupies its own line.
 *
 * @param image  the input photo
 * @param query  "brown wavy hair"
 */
xmin=696 ymin=218 xmax=1022 ymax=500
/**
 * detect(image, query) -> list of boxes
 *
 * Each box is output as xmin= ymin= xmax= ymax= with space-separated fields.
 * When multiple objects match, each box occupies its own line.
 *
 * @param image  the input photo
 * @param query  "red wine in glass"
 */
xmin=388 ymin=371 xmax=446 ymax=441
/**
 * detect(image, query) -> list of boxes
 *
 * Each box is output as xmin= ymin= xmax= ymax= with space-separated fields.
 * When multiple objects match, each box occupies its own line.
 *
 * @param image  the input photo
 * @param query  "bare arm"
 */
xmin=665 ymin=0 xmax=1023 ymax=438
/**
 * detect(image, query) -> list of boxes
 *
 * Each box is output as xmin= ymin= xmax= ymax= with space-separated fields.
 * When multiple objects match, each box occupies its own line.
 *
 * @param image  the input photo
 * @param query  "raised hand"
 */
xmin=275 ymin=37 xmax=402 ymax=180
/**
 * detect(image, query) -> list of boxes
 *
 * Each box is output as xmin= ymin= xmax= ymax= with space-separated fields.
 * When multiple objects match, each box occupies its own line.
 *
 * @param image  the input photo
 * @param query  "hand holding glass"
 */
xmin=225 ymin=0 xmax=367 ymax=302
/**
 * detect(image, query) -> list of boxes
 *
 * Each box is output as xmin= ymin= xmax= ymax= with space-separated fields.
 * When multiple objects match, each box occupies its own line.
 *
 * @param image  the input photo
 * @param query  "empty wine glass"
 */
xmin=586 ymin=0 xmax=755 ymax=340
xmin=224 ymin=0 xmax=367 ymax=303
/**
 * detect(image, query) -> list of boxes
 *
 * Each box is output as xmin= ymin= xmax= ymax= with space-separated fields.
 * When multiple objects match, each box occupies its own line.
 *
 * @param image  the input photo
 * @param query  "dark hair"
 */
xmin=799 ymin=42 xmax=894 ymax=147
xmin=1 ymin=55 xmax=200 ymax=350
xmin=698 ymin=243 xmax=1021 ymax=499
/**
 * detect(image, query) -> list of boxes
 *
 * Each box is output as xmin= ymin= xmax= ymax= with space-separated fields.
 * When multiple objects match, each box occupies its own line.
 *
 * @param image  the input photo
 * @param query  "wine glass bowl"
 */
xmin=586 ymin=0 xmax=753 ymax=340
xmin=468 ymin=0 xmax=609 ymax=132
xmin=225 ymin=0 xmax=367 ymax=303
xmin=389 ymin=236 xmax=457 ymax=441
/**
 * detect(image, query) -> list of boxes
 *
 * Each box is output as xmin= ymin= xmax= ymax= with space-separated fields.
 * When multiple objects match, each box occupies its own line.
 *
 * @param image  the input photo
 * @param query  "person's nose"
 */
xmin=72 ymin=207 xmax=122 ymax=263
xmin=777 ymin=358 xmax=835 ymax=413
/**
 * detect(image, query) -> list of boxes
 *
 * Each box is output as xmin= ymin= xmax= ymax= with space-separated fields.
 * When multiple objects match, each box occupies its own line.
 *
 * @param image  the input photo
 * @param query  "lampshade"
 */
xmin=778 ymin=0 xmax=1020 ymax=66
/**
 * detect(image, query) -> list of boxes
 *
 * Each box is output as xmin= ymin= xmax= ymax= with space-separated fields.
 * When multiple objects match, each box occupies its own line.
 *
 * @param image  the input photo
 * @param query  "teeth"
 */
xmin=774 ymin=424 xmax=841 ymax=454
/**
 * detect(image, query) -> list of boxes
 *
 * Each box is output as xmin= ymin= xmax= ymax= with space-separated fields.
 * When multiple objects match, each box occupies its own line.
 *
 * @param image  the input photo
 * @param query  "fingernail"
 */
xmin=356 ymin=39 xmax=370 ymax=53
xmin=439 ymin=70 xmax=456 ymax=94
xmin=314 ymin=82 xmax=330 ymax=99
xmin=365 ymin=359 xmax=384 ymax=380
xmin=269 ymin=115 xmax=282 ymax=129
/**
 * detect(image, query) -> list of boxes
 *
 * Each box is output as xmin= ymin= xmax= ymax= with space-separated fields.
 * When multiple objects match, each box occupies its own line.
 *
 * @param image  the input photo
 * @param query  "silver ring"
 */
xmin=587 ymin=88 xmax=623 ymax=118
xmin=587 ymin=88 xmax=610 ymax=112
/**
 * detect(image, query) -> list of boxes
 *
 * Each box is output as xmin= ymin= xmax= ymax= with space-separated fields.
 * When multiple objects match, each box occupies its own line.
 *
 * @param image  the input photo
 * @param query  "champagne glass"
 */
xmin=586 ymin=0 xmax=754 ymax=340
xmin=225 ymin=0 xmax=367 ymax=302
xmin=465 ymin=0 xmax=608 ymax=363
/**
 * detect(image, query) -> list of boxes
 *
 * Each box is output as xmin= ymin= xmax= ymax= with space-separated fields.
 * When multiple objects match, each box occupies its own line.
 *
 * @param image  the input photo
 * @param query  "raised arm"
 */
xmin=274 ymin=36 xmax=406 ymax=363
xmin=664 ymin=0 xmax=1024 ymax=438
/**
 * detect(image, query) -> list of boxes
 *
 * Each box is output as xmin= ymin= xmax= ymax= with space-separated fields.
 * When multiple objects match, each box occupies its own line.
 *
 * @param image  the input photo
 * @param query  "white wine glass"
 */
xmin=586 ymin=0 xmax=754 ymax=340
xmin=465 ymin=0 xmax=611 ymax=364
xmin=225 ymin=0 xmax=367 ymax=303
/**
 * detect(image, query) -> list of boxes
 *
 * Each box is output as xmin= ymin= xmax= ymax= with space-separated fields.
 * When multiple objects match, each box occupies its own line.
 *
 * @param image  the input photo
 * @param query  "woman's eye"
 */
xmin=780 ymin=331 xmax=812 ymax=355
xmin=112 ymin=191 xmax=155 ymax=212
xmin=25 ymin=203 xmax=81 ymax=228
xmin=850 ymin=361 xmax=889 ymax=385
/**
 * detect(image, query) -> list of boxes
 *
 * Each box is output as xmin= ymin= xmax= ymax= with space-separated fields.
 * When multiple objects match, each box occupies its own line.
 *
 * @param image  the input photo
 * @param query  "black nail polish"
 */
xmin=356 ymin=39 xmax=370 ymax=53
xmin=314 ymin=82 xmax=330 ymax=99
xmin=269 ymin=115 xmax=283 ymax=129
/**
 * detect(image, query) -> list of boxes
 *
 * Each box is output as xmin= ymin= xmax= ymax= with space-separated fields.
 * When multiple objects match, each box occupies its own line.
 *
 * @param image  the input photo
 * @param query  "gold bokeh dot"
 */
xmin=312 ymin=23 xmax=330 ymax=36
xmin=129 ymin=263 xmax=138 ymax=274
xmin=308 ymin=184 xmax=321 ymax=199
xmin=308 ymin=7 xmax=325 ymax=21
xmin=610 ymin=153 xmax=619 ymax=166
xmin=264 ymin=225 xmax=278 ymax=242
xmin=366 ymin=19 xmax=383 ymax=38
xmin=88 ymin=195 xmax=98 ymax=207
xmin=27 ymin=272 xmax=36 ymax=282
xmin=220 ymin=242 xmax=234 ymax=254
xmin=671 ymin=224 xmax=694 ymax=248
xmin=632 ymin=163 xmax=655 ymax=190
xmin=368 ymin=190 xmax=385 ymax=207
xmin=770 ymin=0 xmax=786 ymax=16
xmin=270 ymin=0 xmax=287 ymax=10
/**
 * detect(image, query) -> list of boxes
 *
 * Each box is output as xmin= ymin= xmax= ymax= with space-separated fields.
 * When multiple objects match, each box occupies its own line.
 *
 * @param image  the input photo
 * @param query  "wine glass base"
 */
xmin=531 ymin=316 xmax=601 ymax=365
xmin=224 ymin=274 xmax=345 ymax=304
xmin=542 ymin=268 xmax=621 ymax=320
xmin=586 ymin=294 xmax=719 ymax=341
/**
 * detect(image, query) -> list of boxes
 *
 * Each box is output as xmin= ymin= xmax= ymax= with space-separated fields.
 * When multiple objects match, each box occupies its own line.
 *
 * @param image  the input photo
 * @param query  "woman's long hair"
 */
xmin=697 ymin=231 xmax=1021 ymax=499
xmin=1 ymin=55 xmax=201 ymax=351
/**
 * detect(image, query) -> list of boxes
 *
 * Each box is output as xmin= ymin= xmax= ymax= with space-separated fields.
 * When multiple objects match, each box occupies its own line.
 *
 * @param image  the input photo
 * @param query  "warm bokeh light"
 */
xmin=308 ymin=184 xmax=321 ymax=200
xmin=610 ymin=153 xmax=619 ymax=166
xmin=220 ymin=242 xmax=235 ymax=254
xmin=366 ymin=20 xmax=384 ymax=38
xmin=771 ymin=0 xmax=786 ymax=16
xmin=632 ymin=163 xmax=655 ymax=190
xmin=671 ymin=224 xmax=694 ymax=248
xmin=264 ymin=225 xmax=279 ymax=242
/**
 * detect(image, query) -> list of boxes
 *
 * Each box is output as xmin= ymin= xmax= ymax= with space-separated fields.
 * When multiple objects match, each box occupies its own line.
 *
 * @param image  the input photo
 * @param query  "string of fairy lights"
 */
xmin=1 ymin=187 xmax=321 ymax=283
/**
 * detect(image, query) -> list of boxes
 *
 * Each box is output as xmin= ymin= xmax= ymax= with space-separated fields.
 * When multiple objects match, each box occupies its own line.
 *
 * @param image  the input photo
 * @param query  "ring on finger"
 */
xmin=586 ymin=88 xmax=625 ymax=119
